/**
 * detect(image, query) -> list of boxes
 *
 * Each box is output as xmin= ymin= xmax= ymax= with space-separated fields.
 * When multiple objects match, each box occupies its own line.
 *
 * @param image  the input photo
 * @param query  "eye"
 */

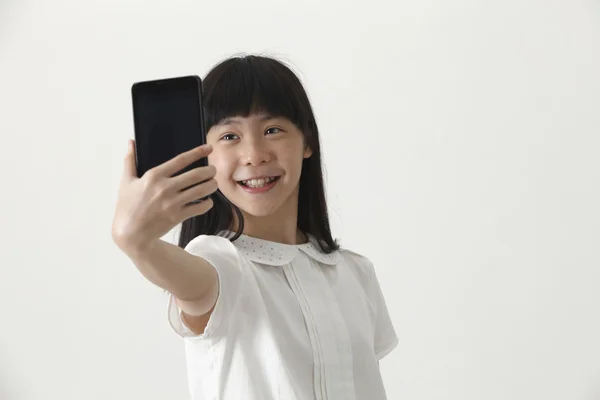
xmin=265 ymin=127 xmax=282 ymax=135
xmin=220 ymin=133 xmax=239 ymax=141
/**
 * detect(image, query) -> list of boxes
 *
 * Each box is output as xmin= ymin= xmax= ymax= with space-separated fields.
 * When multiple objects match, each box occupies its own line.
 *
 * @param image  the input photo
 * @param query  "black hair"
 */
xmin=177 ymin=54 xmax=339 ymax=253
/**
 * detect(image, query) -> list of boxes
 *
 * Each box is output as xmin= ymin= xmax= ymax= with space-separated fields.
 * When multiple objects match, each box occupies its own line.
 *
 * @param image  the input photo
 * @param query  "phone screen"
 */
xmin=131 ymin=76 xmax=206 ymax=178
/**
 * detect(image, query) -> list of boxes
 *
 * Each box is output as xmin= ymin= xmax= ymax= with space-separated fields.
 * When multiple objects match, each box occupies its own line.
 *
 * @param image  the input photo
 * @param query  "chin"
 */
xmin=236 ymin=200 xmax=282 ymax=218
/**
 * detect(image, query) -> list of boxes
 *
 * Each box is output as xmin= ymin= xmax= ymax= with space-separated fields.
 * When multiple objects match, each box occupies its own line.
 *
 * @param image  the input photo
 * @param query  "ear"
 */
xmin=303 ymin=145 xmax=313 ymax=159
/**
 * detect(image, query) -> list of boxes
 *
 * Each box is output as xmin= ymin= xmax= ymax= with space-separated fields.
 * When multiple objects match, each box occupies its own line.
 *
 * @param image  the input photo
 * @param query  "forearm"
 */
xmin=124 ymin=239 xmax=218 ymax=303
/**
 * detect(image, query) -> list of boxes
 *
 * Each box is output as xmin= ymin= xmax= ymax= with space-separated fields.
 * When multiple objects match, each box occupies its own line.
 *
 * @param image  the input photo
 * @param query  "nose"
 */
xmin=241 ymin=137 xmax=271 ymax=166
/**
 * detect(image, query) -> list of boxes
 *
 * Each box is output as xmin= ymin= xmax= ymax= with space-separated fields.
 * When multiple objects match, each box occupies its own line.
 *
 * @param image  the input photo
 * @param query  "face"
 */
xmin=206 ymin=114 xmax=312 ymax=219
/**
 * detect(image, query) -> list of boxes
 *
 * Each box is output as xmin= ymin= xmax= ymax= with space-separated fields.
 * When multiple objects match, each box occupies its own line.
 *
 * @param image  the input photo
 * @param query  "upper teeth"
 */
xmin=243 ymin=177 xmax=275 ymax=188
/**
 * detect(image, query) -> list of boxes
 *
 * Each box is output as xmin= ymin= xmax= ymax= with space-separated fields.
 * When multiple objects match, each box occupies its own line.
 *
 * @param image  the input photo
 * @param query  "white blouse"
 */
xmin=167 ymin=231 xmax=398 ymax=400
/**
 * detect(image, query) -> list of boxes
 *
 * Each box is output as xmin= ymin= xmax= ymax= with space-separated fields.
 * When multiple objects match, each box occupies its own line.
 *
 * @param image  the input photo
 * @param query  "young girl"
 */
xmin=112 ymin=55 xmax=398 ymax=400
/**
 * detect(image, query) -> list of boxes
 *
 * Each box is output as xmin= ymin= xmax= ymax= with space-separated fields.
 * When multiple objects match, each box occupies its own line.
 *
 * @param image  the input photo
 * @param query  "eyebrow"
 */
xmin=217 ymin=114 xmax=278 ymax=126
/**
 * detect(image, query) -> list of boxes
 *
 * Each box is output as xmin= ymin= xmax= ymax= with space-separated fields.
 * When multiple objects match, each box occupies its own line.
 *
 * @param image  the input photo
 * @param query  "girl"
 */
xmin=112 ymin=55 xmax=398 ymax=400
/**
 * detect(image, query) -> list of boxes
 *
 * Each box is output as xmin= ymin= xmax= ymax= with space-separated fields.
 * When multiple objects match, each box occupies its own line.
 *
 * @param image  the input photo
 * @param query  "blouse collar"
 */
xmin=217 ymin=230 xmax=340 ymax=266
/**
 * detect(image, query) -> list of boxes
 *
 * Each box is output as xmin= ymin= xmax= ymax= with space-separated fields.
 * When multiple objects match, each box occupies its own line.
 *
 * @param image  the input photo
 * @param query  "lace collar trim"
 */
xmin=217 ymin=230 xmax=340 ymax=266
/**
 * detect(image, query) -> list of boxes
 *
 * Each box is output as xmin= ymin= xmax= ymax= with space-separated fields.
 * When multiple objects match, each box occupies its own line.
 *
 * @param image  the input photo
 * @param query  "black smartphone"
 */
xmin=131 ymin=75 xmax=207 ymax=179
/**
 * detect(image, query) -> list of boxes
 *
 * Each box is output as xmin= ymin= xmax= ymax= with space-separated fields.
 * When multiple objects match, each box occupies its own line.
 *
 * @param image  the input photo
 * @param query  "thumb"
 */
xmin=122 ymin=139 xmax=138 ymax=180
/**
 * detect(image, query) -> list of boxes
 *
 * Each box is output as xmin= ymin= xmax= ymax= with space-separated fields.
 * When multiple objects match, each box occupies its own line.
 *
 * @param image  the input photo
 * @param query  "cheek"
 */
xmin=285 ymin=144 xmax=306 ymax=174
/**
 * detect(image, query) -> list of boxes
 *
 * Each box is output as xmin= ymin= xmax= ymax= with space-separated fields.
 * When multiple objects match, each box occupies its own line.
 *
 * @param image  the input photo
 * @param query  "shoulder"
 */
xmin=336 ymin=247 xmax=376 ymax=281
xmin=338 ymin=247 xmax=373 ymax=265
xmin=184 ymin=234 xmax=243 ymax=266
xmin=185 ymin=233 xmax=234 ymax=250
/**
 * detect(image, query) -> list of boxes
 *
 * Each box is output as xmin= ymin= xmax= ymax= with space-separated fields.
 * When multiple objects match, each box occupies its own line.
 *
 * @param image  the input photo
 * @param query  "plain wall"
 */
xmin=1 ymin=0 xmax=599 ymax=399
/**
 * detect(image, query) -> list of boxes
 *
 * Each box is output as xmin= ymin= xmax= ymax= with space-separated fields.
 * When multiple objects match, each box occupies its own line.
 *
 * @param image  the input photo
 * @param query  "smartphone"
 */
xmin=131 ymin=75 xmax=207 ymax=179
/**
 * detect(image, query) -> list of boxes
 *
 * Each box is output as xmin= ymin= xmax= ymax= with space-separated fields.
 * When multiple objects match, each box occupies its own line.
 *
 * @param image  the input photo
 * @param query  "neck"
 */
xmin=242 ymin=215 xmax=305 ymax=245
xmin=230 ymin=190 xmax=306 ymax=245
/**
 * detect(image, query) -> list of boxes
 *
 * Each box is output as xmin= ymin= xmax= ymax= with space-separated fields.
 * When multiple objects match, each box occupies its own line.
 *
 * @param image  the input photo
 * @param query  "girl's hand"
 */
xmin=112 ymin=140 xmax=217 ymax=254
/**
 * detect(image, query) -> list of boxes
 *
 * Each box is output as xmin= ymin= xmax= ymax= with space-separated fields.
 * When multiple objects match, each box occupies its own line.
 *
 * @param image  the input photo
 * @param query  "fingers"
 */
xmin=177 ymin=178 xmax=219 ymax=205
xmin=180 ymin=197 xmax=214 ymax=220
xmin=122 ymin=139 xmax=137 ymax=181
xmin=156 ymin=144 xmax=213 ymax=178
xmin=171 ymin=164 xmax=217 ymax=192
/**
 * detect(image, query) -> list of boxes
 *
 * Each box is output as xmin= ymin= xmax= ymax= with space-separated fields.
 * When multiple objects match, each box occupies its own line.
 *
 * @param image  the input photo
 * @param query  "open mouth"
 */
xmin=237 ymin=176 xmax=280 ymax=189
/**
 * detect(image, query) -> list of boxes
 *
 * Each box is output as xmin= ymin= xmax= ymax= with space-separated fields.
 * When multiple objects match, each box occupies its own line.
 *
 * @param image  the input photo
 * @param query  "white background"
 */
xmin=1 ymin=0 xmax=599 ymax=399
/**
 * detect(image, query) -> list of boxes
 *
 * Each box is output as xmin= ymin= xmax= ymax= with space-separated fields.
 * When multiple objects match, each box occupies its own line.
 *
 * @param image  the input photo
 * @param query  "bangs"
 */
xmin=203 ymin=56 xmax=308 ymax=131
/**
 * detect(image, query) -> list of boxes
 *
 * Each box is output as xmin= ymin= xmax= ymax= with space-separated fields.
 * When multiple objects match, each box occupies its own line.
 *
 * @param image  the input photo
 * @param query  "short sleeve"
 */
xmin=367 ymin=261 xmax=399 ymax=360
xmin=167 ymin=234 xmax=243 ymax=340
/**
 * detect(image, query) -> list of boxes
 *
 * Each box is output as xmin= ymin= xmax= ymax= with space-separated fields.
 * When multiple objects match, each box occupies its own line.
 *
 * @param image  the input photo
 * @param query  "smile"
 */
xmin=238 ymin=176 xmax=280 ymax=188
xmin=237 ymin=176 xmax=280 ymax=194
